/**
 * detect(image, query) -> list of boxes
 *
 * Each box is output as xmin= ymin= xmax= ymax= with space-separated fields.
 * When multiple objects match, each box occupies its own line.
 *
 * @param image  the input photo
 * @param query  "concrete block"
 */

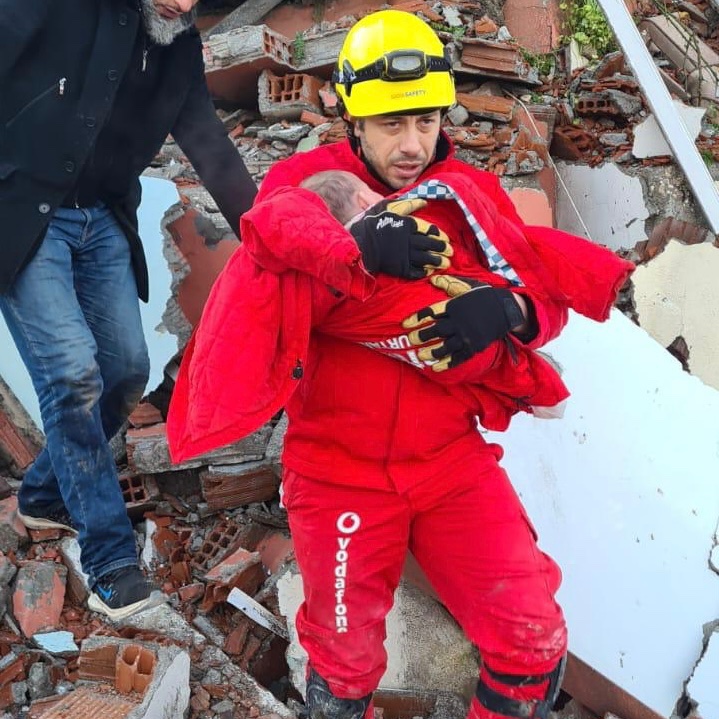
xmin=277 ymin=568 xmax=479 ymax=700
xmin=126 ymin=422 xmax=271 ymax=473
xmin=33 ymin=631 xmax=78 ymax=656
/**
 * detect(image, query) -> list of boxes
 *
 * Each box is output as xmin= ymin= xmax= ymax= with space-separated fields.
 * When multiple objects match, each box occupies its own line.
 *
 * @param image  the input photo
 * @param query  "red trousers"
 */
xmin=283 ymin=449 xmax=567 ymax=704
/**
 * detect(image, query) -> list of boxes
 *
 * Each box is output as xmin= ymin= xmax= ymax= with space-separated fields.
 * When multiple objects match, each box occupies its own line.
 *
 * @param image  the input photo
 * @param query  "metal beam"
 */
xmin=596 ymin=0 xmax=719 ymax=233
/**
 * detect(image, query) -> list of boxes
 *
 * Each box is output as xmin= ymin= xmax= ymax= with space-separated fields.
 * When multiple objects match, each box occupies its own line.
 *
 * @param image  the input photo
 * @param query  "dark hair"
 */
xmin=300 ymin=170 xmax=365 ymax=225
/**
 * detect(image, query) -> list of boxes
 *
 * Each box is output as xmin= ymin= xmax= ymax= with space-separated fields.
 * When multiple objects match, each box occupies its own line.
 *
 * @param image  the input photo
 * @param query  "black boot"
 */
xmin=305 ymin=669 xmax=373 ymax=719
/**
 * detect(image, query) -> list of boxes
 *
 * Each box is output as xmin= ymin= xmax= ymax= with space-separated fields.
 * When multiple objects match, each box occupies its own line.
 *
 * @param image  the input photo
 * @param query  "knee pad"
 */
xmin=305 ymin=669 xmax=372 ymax=719
xmin=476 ymin=655 xmax=566 ymax=719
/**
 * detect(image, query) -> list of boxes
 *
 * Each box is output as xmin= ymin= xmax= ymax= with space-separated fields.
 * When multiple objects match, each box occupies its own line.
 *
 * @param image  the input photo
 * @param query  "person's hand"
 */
xmin=349 ymin=198 xmax=452 ymax=279
xmin=402 ymin=275 xmax=527 ymax=371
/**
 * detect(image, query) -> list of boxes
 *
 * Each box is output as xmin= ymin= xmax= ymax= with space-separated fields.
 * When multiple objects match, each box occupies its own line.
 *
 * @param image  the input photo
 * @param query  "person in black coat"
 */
xmin=0 ymin=0 xmax=258 ymax=620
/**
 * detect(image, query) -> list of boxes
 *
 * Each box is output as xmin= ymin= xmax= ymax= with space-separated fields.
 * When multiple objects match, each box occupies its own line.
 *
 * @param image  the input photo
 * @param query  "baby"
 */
xmin=298 ymin=170 xmax=567 ymax=425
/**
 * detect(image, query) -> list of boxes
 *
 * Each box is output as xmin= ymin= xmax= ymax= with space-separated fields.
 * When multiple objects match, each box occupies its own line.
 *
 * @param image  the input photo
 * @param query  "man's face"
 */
xmin=353 ymin=111 xmax=442 ymax=190
xmin=153 ymin=0 xmax=200 ymax=18
xmin=142 ymin=0 xmax=198 ymax=45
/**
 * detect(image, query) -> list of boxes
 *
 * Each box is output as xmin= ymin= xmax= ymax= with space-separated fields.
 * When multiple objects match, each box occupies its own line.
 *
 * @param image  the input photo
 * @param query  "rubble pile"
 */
xmin=0 ymin=410 xmax=297 ymax=719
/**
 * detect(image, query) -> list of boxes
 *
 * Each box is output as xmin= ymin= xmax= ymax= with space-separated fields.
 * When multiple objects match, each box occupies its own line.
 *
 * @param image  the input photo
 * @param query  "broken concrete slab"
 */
xmin=640 ymin=14 xmax=719 ymax=103
xmin=58 ymin=536 xmax=90 ymax=605
xmin=33 ymin=631 xmax=78 ymax=656
xmin=200 ymin=644 xmax=294 ymax=718
xmin=633 ymin=240 xmax=719 ymax=390
xmin=686 ymin=626 xmax=719 ymax=718
xmin=203 ymin=24 xmax=293 ymax=104
xmin=126 ymin=422 xmax=272 ymax=474
xmin=278 ymin=568 xmax=479 ymax=701
xmin=118 ymin=604 xmax=204 ymax=648
xmin=556 ymin=162 xmax=649 ymax=251
xmin=633 ymin=101 xmax=706 ymax=158
xmin=205 ymin=0 xmax=284 ymax=36
xmin=484 ymin=309 xmax=719 ymax=715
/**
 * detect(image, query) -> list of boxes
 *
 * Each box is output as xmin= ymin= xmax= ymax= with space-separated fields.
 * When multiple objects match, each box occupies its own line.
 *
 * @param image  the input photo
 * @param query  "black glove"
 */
xmin=349 ymin=198 xmax=452 ymax=279
xmin=402 ymin=275 xmax=526 ymax=371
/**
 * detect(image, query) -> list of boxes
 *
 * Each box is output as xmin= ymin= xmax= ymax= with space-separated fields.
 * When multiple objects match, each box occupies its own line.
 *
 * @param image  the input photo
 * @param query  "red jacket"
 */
xmin=167 ymin=138 xmax=633 ymax=488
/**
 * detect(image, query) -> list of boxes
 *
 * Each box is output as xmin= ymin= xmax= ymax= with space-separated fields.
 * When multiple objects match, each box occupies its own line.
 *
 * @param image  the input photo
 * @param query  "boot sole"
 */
xmin=87 ymin=589 xmax=167 ymax=621
xmin=16 ymin=510 xmax=77 ymax=535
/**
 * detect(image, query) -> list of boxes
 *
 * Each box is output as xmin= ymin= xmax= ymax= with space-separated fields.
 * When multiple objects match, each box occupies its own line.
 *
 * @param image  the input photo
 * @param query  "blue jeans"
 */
xmin=0 ymin=204 xmax=150 ymax=586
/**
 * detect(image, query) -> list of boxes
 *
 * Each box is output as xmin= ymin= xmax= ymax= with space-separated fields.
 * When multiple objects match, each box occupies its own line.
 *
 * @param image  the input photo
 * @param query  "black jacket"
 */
xmin=0 ymin=0 xmax=257 ymax=300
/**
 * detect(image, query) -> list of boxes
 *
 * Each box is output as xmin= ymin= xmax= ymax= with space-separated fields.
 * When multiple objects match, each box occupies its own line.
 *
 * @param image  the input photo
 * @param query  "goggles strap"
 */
xmin=333 ymin=53 xmax=452 ymax=96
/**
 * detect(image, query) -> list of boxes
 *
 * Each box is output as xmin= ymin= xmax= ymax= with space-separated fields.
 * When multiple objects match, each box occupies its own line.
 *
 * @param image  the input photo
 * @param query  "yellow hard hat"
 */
xmin=333 ymin=10 xmax=455 ymax=117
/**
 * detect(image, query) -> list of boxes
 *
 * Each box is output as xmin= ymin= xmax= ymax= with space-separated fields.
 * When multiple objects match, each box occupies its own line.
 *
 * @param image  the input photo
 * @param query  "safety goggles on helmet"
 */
xmin=333 ymin=48 xmax=453 ymax=97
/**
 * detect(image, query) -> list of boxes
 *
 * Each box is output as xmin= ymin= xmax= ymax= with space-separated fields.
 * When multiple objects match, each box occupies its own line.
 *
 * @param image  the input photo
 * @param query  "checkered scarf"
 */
xmin=396 ymin=179 xmax=523 ymax=287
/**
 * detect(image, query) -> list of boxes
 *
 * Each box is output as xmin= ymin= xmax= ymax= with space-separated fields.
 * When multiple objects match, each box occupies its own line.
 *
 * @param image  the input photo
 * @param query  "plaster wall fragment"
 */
xmin=484 ymin=310 xmax=719 ymax=715
xmin=633 ymin=240 xmax=719 ymax=390
xmin=632 ymin=102 xmax=706 ymax=159
xmin=556 ymin=162 xmax=649 ymax=251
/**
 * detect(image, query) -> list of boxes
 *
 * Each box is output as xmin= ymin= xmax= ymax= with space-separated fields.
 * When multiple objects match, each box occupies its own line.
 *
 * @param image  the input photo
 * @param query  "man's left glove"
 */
xmin=402 ymin=275 xmax=526 ymax=371
xmin=350 ymin=198 xmax=452 ymax=279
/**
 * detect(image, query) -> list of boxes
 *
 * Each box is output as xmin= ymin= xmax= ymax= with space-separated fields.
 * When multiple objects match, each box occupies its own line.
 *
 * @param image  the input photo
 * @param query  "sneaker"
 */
xmin=17 ymin=506 xmax=78 ymax=535
xmin=88 ymin=566 xmax=166 ymax=621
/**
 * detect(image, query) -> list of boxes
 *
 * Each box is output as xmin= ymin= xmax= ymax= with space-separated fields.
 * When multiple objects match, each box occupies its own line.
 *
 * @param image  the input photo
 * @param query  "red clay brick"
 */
xmin=12 ymin=561 xmax=67 ymax=637
xmin=34 ymin=685 xmax=138 ymax=719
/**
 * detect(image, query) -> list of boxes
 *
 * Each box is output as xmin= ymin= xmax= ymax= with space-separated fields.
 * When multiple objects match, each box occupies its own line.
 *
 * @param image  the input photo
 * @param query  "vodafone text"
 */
xmin=334 ymin=511 xmax=361 ymax=633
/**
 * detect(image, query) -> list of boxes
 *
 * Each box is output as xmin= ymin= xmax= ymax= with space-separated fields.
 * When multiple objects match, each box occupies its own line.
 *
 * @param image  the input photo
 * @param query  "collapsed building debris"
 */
xmin=1 ymin=0 xmax=719 ymax=717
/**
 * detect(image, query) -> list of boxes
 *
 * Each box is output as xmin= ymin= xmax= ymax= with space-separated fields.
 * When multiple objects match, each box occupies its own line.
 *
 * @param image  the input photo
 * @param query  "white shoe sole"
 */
xmin=87 ymin=589 xmax=167 ymax=621
xmin=16 ymin=510 xmax=77 ymax=535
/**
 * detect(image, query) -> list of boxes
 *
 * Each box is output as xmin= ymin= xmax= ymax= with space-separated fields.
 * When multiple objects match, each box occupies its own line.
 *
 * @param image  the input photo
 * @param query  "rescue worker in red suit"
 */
xmin=167 ymin=9 xmax=633 ymax=719
xmin=261 ymin=15 xmax=567 ymax=717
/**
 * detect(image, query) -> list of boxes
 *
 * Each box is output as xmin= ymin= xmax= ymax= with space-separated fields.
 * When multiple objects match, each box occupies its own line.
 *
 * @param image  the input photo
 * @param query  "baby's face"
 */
xmin=345 ymin=186 xmax=384 ymax=228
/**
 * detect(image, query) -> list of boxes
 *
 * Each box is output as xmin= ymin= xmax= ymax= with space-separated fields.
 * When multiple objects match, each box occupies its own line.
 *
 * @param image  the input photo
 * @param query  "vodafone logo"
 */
xmin=334 ymin=511 xmax=361 ymax=633
xmin=336 ymin=512 xmax=361 ymax=534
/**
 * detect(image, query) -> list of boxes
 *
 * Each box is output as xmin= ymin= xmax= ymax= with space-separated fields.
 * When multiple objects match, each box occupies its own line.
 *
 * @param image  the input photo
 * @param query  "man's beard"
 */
xmin=140 ymin=0 xmax=196 ymax=46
